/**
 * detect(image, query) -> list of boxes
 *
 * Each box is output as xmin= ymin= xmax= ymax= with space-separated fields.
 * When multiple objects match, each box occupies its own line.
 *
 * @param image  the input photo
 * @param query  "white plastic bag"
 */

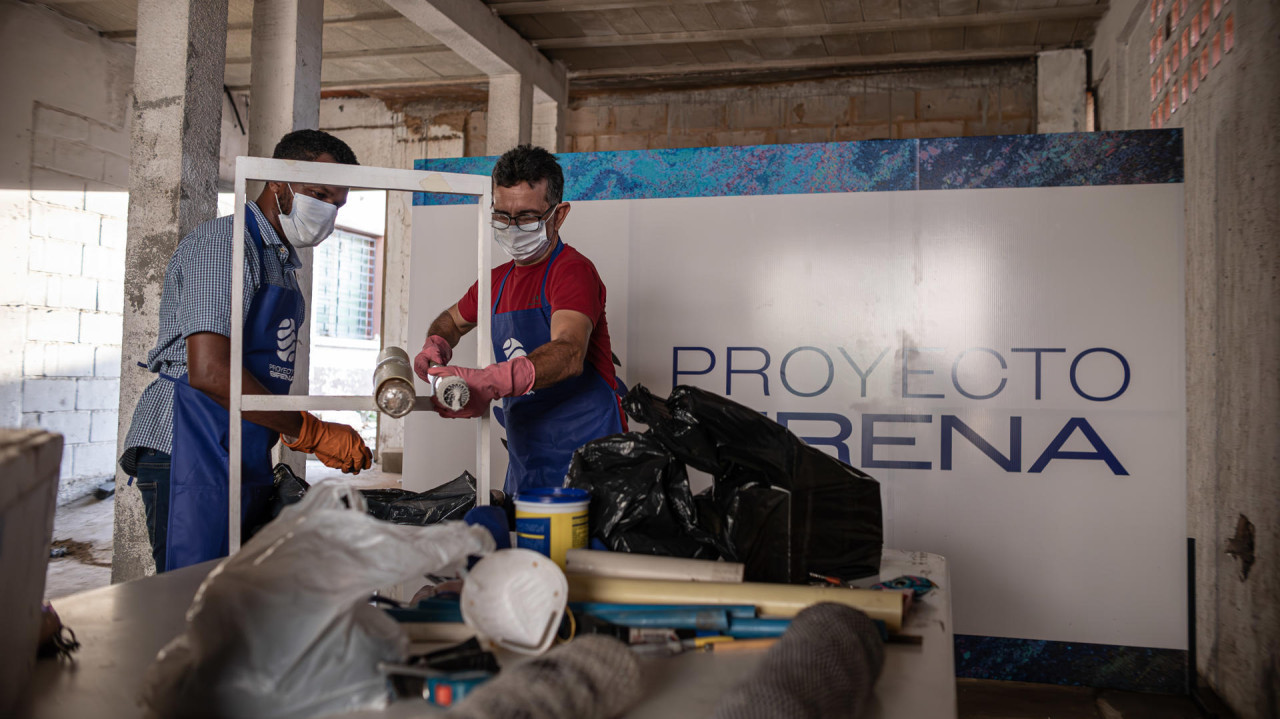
xmin=142 ymin=483 xmax=496 ymax=719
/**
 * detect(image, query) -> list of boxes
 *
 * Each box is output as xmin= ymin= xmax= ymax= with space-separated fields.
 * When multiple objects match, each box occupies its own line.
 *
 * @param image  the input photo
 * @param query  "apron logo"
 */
xmin=276 ymin=319 xmax=297 ymax=362
xmin=503 ymin=337 xmax=527 ymax=360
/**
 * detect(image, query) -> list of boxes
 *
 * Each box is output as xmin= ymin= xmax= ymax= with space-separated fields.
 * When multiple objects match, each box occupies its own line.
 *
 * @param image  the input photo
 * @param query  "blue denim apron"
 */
xmin=161 ymin=208 xmax=305 ymax=571
xmin=492 ymin=240 xmax=624 ymax=495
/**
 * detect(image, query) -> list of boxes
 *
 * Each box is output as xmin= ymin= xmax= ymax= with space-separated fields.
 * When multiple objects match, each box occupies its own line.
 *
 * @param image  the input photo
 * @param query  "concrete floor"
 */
xmin=43 ymin=461 xmax=402 ymax=601
xmin=44 ymin=492 xmax=115 ymax=600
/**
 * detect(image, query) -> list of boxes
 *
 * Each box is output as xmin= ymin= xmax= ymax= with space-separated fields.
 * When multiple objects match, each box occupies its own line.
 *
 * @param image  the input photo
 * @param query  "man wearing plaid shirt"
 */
xmin=120 ymin=130 xmax=372 ymax=572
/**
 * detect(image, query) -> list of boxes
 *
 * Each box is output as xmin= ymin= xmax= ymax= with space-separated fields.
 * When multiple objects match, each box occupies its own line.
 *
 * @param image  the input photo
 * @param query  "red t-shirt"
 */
xmin=457 ymin=242 xmax=617 ymax=389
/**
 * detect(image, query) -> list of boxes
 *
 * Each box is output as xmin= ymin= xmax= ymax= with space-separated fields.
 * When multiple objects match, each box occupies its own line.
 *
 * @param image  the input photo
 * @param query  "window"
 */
xmin=313 ymin=227 xmax=377 ymax=340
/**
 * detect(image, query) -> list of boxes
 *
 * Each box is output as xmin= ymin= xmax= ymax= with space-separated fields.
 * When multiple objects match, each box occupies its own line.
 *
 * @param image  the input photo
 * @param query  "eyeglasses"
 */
xmin=491 ymin=204 xmax=558 ymax=231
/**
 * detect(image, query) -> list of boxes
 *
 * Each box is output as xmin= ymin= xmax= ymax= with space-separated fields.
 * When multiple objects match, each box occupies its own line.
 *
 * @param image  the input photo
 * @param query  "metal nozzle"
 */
xmin=373 ymin=347 xmax=416 ymax=418
xmin=431 ymin=374 xmax=470 ymax=412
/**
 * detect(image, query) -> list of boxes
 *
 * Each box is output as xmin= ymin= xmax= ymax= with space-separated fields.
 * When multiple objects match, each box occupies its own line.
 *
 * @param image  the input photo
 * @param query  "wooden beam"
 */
xmin=225 ymin=44 xmax=449 ymax=65
xmin=534 ymin=7 xmax=1105 ymax=49
xmin=102 ymin=10 xmax=405 ymax=42
xmin=383 ymin=0 xmax=567 ymax=102
xmin=568 ymin=47 xmax=1042 ymax=81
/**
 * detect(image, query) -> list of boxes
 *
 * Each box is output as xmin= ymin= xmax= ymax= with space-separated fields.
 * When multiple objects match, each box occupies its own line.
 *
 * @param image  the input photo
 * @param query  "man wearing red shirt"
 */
xmin=414 ymin=145 xmax=625 ymax=494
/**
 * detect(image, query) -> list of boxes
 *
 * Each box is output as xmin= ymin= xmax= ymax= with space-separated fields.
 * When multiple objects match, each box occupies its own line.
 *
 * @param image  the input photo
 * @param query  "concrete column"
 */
xmin=248 ymin=0 xmax=323 ymax=476
xmin=532 ymin=94 xmax=566 ymax=152
xmin=487 ymin=73 xmax=533 ymax=155
xmin=112 ymin=0 xmax=229 ymax=582
xmin=1036 ymin=49 xmax=1087 ymax=133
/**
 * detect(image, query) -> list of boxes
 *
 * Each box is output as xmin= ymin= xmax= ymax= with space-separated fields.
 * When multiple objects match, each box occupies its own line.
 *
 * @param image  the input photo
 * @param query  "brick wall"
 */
xmin=562 ymin=63 xmax=1035 ymax=153
xmin=21 ymin=104 xmax=127 ymax=502
xmin=443 ymin=62 xmax=1035 ymax=158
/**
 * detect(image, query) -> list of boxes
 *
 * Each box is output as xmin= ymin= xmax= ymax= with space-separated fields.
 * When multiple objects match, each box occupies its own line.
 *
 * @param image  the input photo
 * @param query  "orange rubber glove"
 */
xmin=282 ymin=412 xmax=373 ymax=474
xmin=426 ymin=356 xmax=536 ymax=419
xmin=413 ymin=335 xmax=453 ymax=381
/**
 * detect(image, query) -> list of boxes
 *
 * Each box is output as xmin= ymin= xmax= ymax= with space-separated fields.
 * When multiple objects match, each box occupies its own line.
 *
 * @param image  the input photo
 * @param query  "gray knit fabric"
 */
xmin=711 ymin=602 xmax=885 ymax=719
xmin=447 ymin=635 xmax=642 ymax=719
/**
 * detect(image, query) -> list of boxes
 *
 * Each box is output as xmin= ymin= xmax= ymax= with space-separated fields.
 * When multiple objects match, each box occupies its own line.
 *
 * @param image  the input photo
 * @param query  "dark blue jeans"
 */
xmin=134 ymin=448 xmax=172 ymax=573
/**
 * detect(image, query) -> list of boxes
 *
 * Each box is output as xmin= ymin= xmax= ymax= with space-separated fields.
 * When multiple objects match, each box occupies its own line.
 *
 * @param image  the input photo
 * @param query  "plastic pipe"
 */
xmin=725 ymin=617 xmax=792 ymax=638
xmin=570 ymin=602 xmax=758 ymax=619
xmin=565 ymin=549 xmax=745 ymax=583
xmin=588 ymin=609 xmax=730 ymax=631
xmin=566 ymin=576 xmax=906 ymax=632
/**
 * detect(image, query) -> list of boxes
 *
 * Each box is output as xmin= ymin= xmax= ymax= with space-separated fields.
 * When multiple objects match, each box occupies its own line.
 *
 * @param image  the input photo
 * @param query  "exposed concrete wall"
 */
xmin=1036 ymin=49 xmax=1087 ymax=133
xmin=552 ymin=62 xmax=1036 ymax=153
xmin=0 ymin=3 xmax=133 ymax=502
xmin=1093 ymin=0 xmax=1280 ymax=715
xmin=112 ymin=0 xmax=229 ymax=583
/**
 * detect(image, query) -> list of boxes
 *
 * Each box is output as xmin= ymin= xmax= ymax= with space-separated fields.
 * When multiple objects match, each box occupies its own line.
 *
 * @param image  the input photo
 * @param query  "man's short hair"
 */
xmin=492 ymin=144 xmax=564 ymax=207
xmin=272 ymin=129 xmax=359 ymax=165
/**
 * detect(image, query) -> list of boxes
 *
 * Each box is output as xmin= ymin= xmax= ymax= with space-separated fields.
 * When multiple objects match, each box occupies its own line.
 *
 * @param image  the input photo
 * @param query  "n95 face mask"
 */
xmin=277 ymin=185 xmax=338 ymax=249
xmin=494 ymin=223 xmax=552 ymax=261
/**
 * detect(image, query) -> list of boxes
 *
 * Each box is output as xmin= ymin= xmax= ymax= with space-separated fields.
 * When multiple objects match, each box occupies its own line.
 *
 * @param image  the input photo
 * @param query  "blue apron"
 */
xmin=493 ymin=240 xmax=625 ymax=495
xmin=161 ymin=208 xmax=305 ymax=571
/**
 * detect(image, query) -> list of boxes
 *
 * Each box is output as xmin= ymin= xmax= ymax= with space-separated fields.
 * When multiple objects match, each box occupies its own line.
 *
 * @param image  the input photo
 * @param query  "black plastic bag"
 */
xmin=624 ymin=384 xmax=883 ymax=583
xmin=565 ymin=432 xmax=719 ymax=559
xmin=270 ymin=463 xmax=311 ymax=520
xmin=267 ymin=465 xmax=483 ymax=527
xmin=361 ymin=471 xmax=478 ymax=525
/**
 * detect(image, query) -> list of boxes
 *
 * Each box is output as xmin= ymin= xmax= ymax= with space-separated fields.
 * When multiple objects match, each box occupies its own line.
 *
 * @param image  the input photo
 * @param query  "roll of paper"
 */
xmin=567 ymin=576 xmax=905 ymax=632
xmin=565 ymin=549 xmax=745 ymax=583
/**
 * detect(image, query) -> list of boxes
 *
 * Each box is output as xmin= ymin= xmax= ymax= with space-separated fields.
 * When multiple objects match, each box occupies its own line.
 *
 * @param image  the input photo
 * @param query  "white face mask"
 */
xmin=495 ymin=222 xmax=552 ymax=261
xmin=276 ymin=185 xmax=338 ymax=249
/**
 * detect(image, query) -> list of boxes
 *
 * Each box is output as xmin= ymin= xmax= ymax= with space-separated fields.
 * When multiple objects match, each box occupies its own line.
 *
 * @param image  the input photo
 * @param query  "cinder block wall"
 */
xmin=561 ymin=62 xmax=1035 ymax=153
xmin=459 ymin=62 xmax=1036 ymax=157
xmin=0 ymin=3 xmax=133 ymax=505
xmin=21 ymin=105 xmax=128 ymax=503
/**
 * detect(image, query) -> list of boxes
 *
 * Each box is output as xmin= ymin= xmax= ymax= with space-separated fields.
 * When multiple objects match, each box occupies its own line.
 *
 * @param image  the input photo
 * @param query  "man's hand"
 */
xmin=427 ymin=357 xmax=536 ymax=419
xmin=413 ymin=334 xmax=453 ymax=380
xmin=282 ymin=412 xmax=373 ymax=474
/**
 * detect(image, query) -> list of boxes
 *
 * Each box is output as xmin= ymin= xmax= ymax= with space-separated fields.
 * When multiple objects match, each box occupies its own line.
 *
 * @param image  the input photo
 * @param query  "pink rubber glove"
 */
xmin=413 ymin=335 xmax=454 ymax=382
xmin=426 ymin=356 xmax=536 ymax=418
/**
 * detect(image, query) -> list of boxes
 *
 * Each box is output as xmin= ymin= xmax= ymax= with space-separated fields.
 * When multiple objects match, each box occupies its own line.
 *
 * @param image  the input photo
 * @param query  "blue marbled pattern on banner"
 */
xmin=919 ymin=130 xmax=1184 ymax=189
xmin=954 ymin=635 xmax=1186 ymax=694
xmin=414 ymin=141 xmax=915 ymax=205
xmin=413 ymin=131 xmax=1184 ymax=205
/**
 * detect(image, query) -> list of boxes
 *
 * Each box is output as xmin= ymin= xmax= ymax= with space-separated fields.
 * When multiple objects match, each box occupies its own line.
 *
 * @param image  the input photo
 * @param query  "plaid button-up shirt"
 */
xmin=119 ymin=202 xmax=303 ymax=476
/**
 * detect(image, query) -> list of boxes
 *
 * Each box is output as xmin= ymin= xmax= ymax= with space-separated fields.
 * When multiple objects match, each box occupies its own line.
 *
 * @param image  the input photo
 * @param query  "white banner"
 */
xmin=409 ymin=182 xmax=1186 ymax=649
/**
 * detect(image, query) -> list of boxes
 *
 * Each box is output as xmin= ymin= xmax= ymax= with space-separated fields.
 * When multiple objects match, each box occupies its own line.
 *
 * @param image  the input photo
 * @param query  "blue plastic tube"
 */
xmin=595 ymin=609 xmax=730 ymax=631
xmin=725 ymin=617 xmax=792 ymax=638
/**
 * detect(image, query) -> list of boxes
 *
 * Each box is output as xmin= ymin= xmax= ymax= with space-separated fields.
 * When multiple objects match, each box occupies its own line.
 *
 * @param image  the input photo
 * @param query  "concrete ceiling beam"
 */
xmin=491 ymin=0 xmax=734 ymax=15
xmin=383 ymin=0 xmax=568 ymax=103
xmin=226 ymin=75 xmax=488 ymax=93
xmin=568 ymin=46 xmax=1042 ymax=82
xmin=533 ymin=7 xmax=1105 ymax=49
xmin=225 ymin=44 xmax=450 ymax=65
xmin=103 ymin=10 xmax=405 ymax=42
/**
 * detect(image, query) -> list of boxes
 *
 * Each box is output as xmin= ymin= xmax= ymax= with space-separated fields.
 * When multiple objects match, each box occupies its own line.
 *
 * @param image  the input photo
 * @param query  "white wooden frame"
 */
xmin=229 ymin=156 xmax=493 ymax=554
